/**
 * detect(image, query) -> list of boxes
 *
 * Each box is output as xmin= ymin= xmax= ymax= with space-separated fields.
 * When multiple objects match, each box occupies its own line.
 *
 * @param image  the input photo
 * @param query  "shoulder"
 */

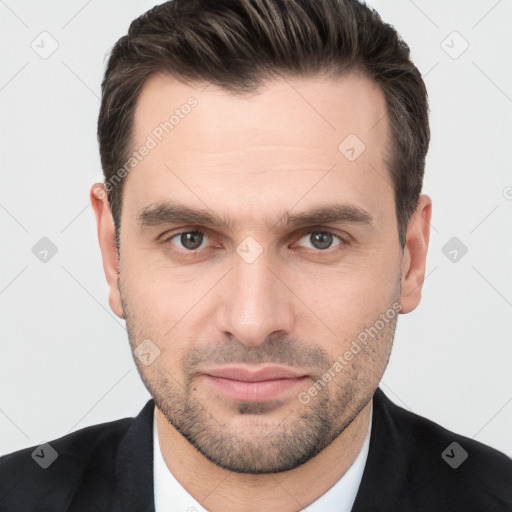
xmin=0 ymin=416 xmax=133 ymax=510
xmin=373 ymin=388 xmax=512 ymax=510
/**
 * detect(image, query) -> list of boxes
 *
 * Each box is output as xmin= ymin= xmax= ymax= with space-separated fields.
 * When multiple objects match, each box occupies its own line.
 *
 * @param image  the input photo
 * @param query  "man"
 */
xmin=1 ymin=0 xmax=510 ymax=510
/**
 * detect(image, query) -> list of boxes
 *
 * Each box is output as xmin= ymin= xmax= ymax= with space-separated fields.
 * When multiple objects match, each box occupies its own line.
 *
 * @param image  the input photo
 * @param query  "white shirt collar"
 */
xmin=153 ymin=403 xmax=372 ymax=512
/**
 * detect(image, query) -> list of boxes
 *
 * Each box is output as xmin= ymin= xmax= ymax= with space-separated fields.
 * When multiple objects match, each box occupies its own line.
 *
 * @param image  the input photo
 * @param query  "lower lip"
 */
xmin=203 ymin=375 xmax=309 ymax=402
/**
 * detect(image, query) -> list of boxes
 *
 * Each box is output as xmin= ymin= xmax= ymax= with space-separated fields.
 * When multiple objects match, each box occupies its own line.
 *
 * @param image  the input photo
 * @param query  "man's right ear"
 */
xmin=90 ymin=183 xmax=124 ymax=319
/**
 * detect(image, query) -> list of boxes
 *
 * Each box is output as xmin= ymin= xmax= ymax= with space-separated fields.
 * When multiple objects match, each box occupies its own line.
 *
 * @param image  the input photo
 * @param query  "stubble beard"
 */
xmin=120 ymin=278 xmax=399 ymax=474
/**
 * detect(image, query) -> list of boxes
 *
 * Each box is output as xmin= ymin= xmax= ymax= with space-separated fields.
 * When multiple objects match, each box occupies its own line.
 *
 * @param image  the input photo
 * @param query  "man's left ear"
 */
xmin=399 ymin=194 xmax=432 ymax=314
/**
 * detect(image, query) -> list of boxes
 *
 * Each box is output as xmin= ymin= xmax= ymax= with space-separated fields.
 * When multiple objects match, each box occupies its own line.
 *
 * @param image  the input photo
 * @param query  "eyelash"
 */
xmin=160 ymin=228 xmax=349 ymax=258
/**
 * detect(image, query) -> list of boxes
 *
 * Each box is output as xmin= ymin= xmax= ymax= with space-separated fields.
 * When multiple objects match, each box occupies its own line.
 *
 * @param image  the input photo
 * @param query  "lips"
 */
xmin=200 ymin=365 xmax=309 ymax=402
xmin=204 ymin=365 xmax=306 ymax=382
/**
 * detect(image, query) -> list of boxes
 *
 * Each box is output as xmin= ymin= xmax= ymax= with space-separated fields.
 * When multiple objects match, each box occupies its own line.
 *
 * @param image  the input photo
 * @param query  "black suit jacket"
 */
xmin=1 ymin=388 xmax=511 ymax=511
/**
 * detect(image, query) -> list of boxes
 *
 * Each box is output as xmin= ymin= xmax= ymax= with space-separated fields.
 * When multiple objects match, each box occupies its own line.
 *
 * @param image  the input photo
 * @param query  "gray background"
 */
xmin=1 ymin=0 xmax=511 ymax=457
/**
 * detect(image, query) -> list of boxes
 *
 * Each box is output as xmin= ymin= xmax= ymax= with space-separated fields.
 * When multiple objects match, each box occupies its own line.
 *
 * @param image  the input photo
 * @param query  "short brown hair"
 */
xmin=98 ymin=0 xmax=429 ymax=249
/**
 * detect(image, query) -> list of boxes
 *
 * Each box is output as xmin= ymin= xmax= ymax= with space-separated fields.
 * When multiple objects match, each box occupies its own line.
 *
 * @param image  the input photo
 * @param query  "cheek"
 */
xmin=290 ymin=251 xmax=400 ymax=337
xmin=121 ymin=254 xmax=211 ymax=360
xmin=121 ymin=255 xmax=184 ymax=337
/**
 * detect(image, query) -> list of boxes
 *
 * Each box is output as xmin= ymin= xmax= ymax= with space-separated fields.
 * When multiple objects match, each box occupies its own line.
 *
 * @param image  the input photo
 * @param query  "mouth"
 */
xmin=200 ymin=365 xmax=310 ymax=402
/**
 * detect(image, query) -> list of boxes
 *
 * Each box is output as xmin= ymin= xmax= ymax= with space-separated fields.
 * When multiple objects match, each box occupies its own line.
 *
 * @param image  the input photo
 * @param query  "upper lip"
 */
xmin=202 ymin=365 xmax=307 ymax=382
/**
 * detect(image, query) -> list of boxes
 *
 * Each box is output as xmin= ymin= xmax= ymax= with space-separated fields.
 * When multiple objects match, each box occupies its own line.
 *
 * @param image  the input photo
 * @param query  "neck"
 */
xmin=155 ymin=399 xmax=372 ymax=512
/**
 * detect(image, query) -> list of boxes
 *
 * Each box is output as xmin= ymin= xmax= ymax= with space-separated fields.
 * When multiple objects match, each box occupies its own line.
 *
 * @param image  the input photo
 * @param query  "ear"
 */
xmin=90 ymin=183 xmax=124 ymax=319
xmin=399 ymin=194 xmax=432 ymax=314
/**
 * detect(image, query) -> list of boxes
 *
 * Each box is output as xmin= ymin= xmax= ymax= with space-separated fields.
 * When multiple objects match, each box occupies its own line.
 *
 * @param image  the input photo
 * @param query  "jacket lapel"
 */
xmin=113 ymin=398 xmax=156 ymax=512
xmin=351 ymin=387 xmax=411 ymax=511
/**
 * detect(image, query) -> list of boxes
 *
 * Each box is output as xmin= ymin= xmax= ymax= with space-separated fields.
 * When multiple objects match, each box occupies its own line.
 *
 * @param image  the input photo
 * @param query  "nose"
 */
xmin=215 ymin=250 xmax=296 ymax=348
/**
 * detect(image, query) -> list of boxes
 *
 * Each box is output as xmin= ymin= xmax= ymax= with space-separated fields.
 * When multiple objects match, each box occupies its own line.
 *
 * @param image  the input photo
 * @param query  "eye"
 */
xmin=165 ymin=229 xmax=210 ymax=252
xmin=295 ymin=230 xmax=345 ymax=251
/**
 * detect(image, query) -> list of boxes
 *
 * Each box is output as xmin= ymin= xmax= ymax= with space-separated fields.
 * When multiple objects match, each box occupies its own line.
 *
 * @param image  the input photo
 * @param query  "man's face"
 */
xmin=108 ymin=73 xmax=409 ymax=473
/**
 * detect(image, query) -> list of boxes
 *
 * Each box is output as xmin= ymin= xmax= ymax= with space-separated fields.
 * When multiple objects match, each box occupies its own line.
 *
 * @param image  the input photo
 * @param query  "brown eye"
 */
xmin=169 ymin=230 xmax=208 ymax=251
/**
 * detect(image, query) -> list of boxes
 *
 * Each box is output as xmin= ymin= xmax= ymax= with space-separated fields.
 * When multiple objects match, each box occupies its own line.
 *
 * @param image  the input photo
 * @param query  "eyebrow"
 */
xmin=136 ymin=200 xmax=373 ymax=232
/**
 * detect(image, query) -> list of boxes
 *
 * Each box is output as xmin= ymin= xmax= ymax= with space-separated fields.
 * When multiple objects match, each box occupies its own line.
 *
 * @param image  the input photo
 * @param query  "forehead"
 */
xmin=122 ymin=72 xmax=393 ymax=230
xmin=132 ymin=71 xmax=389 ymax=154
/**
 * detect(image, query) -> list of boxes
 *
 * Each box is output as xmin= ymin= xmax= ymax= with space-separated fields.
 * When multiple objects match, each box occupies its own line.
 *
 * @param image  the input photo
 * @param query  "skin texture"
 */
xmin=91 ymin=73 xmax=431 ymax=511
